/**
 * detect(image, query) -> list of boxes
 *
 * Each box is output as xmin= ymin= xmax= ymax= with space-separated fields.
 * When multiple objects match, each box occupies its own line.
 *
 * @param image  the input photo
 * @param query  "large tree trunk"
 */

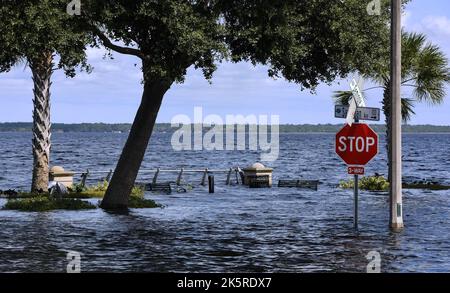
xmin=382 ymin=83 xmax=392 ymax=184
xmin=29 ymin=52 xmax=54 ymax=193
xmin=100 ymin=79 xmax=171 ymax=209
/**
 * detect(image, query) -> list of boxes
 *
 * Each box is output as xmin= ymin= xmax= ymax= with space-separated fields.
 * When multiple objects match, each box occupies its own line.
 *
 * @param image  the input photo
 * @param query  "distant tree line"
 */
xmin=1 ymin=122 xmax=450 ymax=133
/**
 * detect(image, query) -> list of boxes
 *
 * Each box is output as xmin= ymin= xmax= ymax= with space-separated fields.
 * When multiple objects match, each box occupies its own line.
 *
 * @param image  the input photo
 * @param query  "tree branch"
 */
xmin=402 ymin=78 xmax=415 ymax=84
xmin=363 ymin=86 xmax=384 ymax=92
xmin=92 ymin=26 xmax=143 ymax=59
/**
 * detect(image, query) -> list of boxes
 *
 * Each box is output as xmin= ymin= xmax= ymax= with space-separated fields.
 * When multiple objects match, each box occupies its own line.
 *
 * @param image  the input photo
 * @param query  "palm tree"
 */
xmin=0 ymin=1 xmax=90 ymax=192
xmin=0 ymin=54 xmax=54 ymax=192
xmin=29 ymin=52 xmax=54 ymax=192
xmin=334 ymin=32 xmax=450 ymax=182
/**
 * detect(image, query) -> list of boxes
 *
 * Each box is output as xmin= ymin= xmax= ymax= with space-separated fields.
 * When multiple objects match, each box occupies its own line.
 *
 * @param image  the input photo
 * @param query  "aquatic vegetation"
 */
xmin=2 ymin=182 xmax=159 ymax=211
xmin=128 ymin=193 xmax=161 ymax=209
xmin=67 ymin=181 xmax=145 ymax=198
xmin=403 ymin=182 xmax=450 ymax=191
xmin=3 ymin=196 xmax=97 ymax=212
xmin=340 ymin=176 xmax=450 ymax=192
xmin=339 ymin=176 xmax=390 ymax=191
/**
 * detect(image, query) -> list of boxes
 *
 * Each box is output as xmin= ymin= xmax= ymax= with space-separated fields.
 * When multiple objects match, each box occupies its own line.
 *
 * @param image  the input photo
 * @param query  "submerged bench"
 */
xmin=145 ymin=182 xmax=172 ymax=194
xmin=278 ymin=180 xmax=319 ymax=191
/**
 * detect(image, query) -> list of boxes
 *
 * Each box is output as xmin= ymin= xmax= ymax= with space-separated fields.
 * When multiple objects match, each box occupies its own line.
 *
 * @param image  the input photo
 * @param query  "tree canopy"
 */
xmin=0 ymin=0 xmax=90 ymax=75
xmin=82 ymin=0 xmax=400 ymax=88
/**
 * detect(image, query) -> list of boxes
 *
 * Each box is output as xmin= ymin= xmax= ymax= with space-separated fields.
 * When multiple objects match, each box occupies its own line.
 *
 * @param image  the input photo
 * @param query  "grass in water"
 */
xmin=128 ymin=194 xmax=161 ymax=209
xmin=68 ymin=181 xmax=146 ymax=198
xmin=340 ymin=176 xmax=450 ymax=191
xmin=3 ymin=196 xmax=96 ymax=212
xmin=3 ymin=182 xmax=160 ymax=211
xmin=339 ymin=176 xmax=390 ymax=191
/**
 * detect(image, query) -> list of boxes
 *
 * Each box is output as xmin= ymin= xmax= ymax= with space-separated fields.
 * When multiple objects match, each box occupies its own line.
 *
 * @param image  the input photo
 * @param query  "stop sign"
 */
xmin=335 ymin=123 xmax=378 ymax=166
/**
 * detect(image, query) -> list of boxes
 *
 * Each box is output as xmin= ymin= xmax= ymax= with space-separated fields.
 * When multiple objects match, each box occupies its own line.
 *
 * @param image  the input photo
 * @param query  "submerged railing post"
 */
xmin=105 ymin=169 xmax=113 ymax=183
xmin=234 ymin=168 xmax=240 ymax=185
xmin=80 ymin=169 xmax=89 ymax=188
xmin=201 ymin=168 xmax=208 ymax=186
xmin=152 ymin=167 xmax=160 ymax=185
xmin=226 ymin=168 xmax=232 ymax=185
xmin=176 ymin=168 xmax=184 ymax=186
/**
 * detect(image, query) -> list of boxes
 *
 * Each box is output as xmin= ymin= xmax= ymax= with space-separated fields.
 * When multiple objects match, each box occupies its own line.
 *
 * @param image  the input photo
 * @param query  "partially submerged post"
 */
xmin=49 ymin=166 xmax=74 ymax=188
xmin=208 ymin=175 xmax=214 ymax=193
xmin=152 ymin=168 xmax=160 ymax=185
xmin=176 ymin=168 xmax=184 ymax=186
xmin=226 ymin=168 xmax=232 ymax=185
xmin=390 ymin=0 xmax=404 ymax=231
xmin=80 ymin=169 xmax=89 ymax=188
xmin=105 ymin=169 xmax=113 ymax=183
xmin=242 ymin=163 xmax=273 ymax=188
xmin=201 ymin=168 xmax=208 ymax=186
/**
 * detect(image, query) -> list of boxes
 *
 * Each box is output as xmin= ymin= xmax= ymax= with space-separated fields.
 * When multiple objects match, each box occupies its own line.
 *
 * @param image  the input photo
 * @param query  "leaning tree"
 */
xmin=0 ymin=0 xmax=90 ymax=192
xmin=334 ymin=31 xmax=450 ymax=182
xmin=80 ymin=0 xmax=401 ymax=209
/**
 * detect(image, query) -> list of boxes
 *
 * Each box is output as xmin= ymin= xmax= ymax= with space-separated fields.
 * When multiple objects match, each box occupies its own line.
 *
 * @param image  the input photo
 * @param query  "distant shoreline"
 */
xmin=1 ymin=122 xmax=450 ymax=133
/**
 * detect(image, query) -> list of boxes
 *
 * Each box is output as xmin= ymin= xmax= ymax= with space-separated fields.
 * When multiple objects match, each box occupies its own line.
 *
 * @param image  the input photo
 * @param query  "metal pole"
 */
xmin=354 ymin=119 xmax=359 ymax=230
xmin=226 ymin=168 xmax=232 ymax=185
xmin=354 ymin=174 xmax=359 ymax=230
xmin=390 ymin=0 xmax=404 ymax=231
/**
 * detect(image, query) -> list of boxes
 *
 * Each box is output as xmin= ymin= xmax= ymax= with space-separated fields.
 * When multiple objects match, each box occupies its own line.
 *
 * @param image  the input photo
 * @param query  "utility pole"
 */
xmin=390 ymin=0 xmax=404 ymax=231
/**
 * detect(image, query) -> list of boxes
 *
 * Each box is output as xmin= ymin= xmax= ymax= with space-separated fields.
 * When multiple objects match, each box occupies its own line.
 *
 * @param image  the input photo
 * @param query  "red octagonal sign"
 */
xmin=336 ymin=123 xmax=379 ymax=166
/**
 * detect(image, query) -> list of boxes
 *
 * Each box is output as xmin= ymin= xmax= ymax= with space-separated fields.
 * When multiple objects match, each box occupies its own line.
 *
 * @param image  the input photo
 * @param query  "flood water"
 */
xmin=0 ymin=131 xmax=449 ymax=272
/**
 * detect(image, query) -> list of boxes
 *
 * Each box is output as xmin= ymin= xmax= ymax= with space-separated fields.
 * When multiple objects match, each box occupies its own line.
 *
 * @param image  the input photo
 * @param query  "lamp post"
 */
xmin=390 ymin=0 xmax=404 ymax=231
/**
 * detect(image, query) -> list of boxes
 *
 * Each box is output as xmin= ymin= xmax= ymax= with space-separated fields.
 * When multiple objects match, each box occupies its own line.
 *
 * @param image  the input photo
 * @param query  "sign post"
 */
xmin=354 ymin=161 xmax=359 ymax=229
xmin=335 ymin=80 xmax=380 ymax=230
xmin=335 ymin=122 xmax=379 ymax=230
xmin=353 ymin=117 xmax=359 ymax=230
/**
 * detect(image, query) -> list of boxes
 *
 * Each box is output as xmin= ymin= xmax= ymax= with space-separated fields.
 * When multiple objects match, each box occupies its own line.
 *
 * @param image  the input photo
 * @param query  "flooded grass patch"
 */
xmin=339 ymin=176 xmax=390 ymax=191
xmin=403 ymin=182 xmax=450 ymax=191
xmin=3 ymin=196 xmax=97 ymax=212
xmin=339 ymin=176 xmax=450 ymax=191
xmin=1 ymin=184 xmax=160 ymax=211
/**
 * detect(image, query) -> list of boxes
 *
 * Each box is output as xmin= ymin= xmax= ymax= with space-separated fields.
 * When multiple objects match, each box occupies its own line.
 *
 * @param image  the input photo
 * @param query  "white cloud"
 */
xmin=421 ymin=16 xmax=450 ymax=36
xmin=402 ymin=11 xmax=412 ymax=27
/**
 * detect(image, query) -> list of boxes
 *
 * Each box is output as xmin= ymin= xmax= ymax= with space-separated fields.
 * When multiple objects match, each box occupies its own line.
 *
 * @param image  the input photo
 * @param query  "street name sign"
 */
xmin=335 ymin=105 xmax=381 ymax=121
xmin=346 ymin=79 xmax=366 ymax=126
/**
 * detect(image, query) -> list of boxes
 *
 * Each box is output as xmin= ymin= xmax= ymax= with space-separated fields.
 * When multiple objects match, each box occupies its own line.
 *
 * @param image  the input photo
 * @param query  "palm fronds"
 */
xmin=332 ymin=90 xmax=354 ymax=105
xmin=401 ymin=98 xmax=415 ymax=122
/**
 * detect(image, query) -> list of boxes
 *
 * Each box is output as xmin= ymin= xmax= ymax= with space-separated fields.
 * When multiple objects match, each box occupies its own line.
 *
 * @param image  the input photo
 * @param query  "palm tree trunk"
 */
xmin=100 ymin=78 xmax=171 ymax=209
xmin=30 ymin=52 xmax=54 ymax=193
xmin=382 ymin=83 xmax=392 ymax=184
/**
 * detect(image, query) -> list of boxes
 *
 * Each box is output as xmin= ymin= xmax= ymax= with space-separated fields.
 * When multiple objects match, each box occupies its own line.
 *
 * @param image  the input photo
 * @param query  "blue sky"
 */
xmin=0 ymin=0 xmax=449 ymax=124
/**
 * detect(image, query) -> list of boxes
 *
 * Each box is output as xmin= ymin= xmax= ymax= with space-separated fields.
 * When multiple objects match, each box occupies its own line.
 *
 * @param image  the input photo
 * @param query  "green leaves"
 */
xmin=81 ymin=0 xmax=397 ymax=88
xmin=334 ymin=30 xmax=449 ymax=123
xmin=0 ymin=0 xmax=90 ymax=75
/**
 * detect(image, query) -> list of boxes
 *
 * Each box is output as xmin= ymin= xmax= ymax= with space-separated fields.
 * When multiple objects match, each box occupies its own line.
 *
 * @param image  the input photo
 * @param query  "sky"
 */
xmin=0 ymin=0 xmax=449 ymax=125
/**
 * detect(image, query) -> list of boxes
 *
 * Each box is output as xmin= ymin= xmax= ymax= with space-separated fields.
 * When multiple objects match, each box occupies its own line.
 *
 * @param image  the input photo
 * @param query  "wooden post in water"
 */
xmin=390 ymin=0 xmax=404 ymax=231
xmin=208 ymin=175 xmax=214 ymax=193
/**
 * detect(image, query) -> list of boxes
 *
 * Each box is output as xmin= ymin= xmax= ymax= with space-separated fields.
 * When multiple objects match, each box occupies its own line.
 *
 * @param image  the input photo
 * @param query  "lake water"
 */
xmin=0 ymin=132 xmax=449 ymax=272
